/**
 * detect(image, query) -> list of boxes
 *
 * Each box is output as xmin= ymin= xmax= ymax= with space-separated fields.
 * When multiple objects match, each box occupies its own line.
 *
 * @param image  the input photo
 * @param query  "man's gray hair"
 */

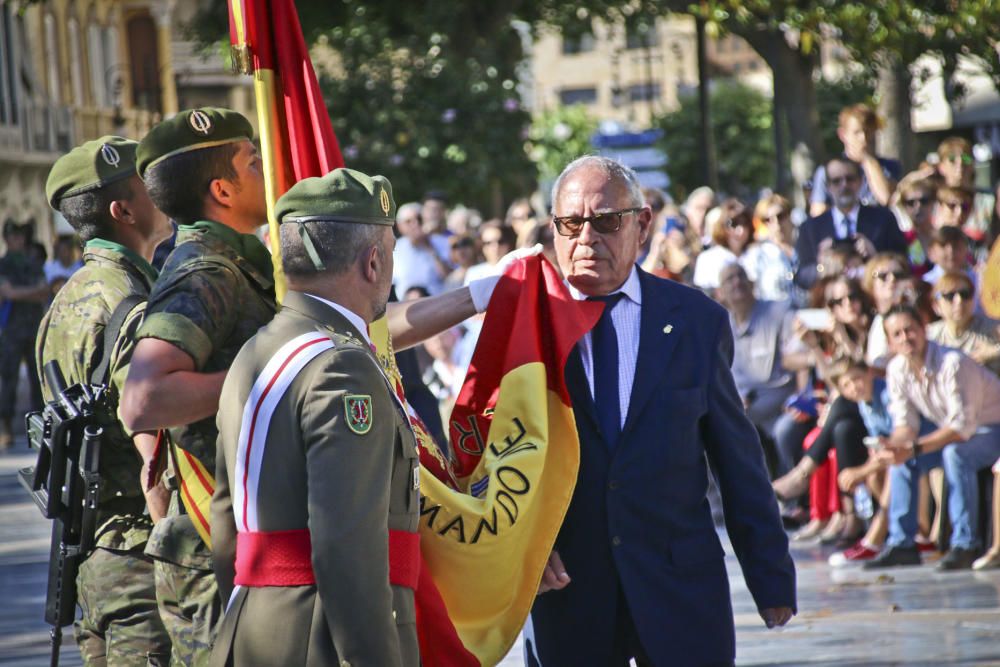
xmin=280 ymin=220 xmax=385 ymax=278
xmin=396 ymin=201 xmax=422 ymax=222
xmin=550 ymin=156 xmax=644 ymax=211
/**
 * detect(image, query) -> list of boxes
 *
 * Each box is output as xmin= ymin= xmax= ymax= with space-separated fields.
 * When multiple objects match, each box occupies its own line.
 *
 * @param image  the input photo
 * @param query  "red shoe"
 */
xmin=916 ymin=539 xmax=937 ymax=553
xmin=828 ymin=541 xmax=879 ymax=567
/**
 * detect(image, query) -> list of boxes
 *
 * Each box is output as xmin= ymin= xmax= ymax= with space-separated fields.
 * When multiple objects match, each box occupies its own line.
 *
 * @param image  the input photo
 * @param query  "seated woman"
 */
xmin=692 ymin=198 xmax=756 ymax=291
xmin=775 ymin=277 xmax=874 ymax=543
xmin=927 ymin=271 xmax=1000 ymax=375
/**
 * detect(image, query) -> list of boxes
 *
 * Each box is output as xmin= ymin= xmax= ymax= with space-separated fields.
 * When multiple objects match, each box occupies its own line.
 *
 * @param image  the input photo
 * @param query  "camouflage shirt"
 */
xmin=136 ymin=219 xmax=276 ymax=472
xmin=35 ymin=239 xmax=158 ymax=551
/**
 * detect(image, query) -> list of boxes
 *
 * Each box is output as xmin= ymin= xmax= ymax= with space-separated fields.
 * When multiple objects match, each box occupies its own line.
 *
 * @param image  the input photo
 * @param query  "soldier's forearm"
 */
xmin=121 ymin=368 xmax=225 ymax=431
xmin=385 ymin=287 xmax=477 ymax=350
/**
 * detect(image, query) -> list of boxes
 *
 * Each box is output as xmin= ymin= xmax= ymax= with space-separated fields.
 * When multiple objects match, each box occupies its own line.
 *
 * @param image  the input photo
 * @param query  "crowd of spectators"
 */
xmin=391 ymin=102 xmax=1000 ymax=573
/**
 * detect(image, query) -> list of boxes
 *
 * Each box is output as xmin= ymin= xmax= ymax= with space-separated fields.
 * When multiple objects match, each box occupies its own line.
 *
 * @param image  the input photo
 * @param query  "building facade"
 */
xmin=0 ymin=0 xmax=187 ymax=247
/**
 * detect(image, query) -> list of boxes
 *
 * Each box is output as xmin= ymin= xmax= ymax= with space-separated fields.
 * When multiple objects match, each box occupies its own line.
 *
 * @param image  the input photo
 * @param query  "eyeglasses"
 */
xmin=874 ymin=269 xmax=908 ymax=282
xmin=826 ymin=293 xmax=861 ymax=308
xmin=943 ymin=153 xmax=974 ymax=166
xmin=903 ymin=196 xmax=933 ymax=208
xmin=936 ymin=288 xmax=974 ymax=302
xmin=552 ymin=208 xmax=642 ymax=237
xmin=725 ymin=217 xmax=751 ymax=230
xmin=763 ymin=213 xmax=788 ymax=224
xmin=938 ymin=200 xmax=969 ymax=211
xmin=829 ymin=174 xmax=860 ymax=186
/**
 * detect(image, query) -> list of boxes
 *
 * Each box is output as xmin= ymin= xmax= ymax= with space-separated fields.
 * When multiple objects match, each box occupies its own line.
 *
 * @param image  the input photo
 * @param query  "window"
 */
xmin=88 ymin=13 xmax=106 ymax=107
xmin=629 ymin=82 xmax=661 ymax=102
xmin=127 ymin=14 xmax=161 ymax=112
xmin=559 ymin=87 xmax=597 ymax=106
xmin=104 ymin=25 xmax=120 ymax=105
xmin=562 ymin=32 xmax=595 ymax=55
xmin=626 ymin=22 xmax=659 ymax=50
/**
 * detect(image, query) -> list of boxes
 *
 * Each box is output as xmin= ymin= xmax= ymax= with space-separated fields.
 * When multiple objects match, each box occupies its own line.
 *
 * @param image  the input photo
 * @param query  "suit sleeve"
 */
xmin=702 ymin=313 xmax=797 ymax=613
xmin=881 ymin=208 xmax=908 ymax=255
xmin=211 ymin=423 xmax=237 ymax=604
xmin=301 ymin=347 xmax=402 ymax=667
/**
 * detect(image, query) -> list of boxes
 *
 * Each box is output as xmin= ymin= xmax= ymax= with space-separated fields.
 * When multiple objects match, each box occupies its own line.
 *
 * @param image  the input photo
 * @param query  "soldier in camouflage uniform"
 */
xmin=39 ymin=136 xmax=175 ymax=665
xmin=121 ymin=108 xmax=277 ymax=666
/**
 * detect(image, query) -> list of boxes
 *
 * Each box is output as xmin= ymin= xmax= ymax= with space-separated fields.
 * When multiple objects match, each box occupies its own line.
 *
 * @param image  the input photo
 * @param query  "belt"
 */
xmin=234 ymin=528 xmax=420 ymax=589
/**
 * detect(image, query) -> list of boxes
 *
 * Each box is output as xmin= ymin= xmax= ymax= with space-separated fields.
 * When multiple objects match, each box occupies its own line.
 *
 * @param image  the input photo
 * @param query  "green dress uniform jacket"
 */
xmin=35 ymin=238 xmax=170 ymax=664
xmin=211 ymin=291 xmax=420 ymax=667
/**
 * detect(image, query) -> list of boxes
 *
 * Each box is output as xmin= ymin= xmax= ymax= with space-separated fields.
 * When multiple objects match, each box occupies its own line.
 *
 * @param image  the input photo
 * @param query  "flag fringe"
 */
xmin=230 ymin=44 xmax=254 ymax=75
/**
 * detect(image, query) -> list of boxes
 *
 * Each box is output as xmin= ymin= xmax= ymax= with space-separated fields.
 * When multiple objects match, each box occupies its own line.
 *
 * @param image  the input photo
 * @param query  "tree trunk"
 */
xmin=738 ymin=28 xmax=822 ymax=204
xmin=876 ymin=53 xmax=914 ymax=171
xmin=695 ymin=16 xmax=719 ymax=191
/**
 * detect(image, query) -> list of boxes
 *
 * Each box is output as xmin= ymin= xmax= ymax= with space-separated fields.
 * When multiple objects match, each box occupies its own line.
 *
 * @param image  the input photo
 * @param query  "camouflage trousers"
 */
xmin=153 ymin=559 xmax=221 ymax=667
xmin=75 ymin=547 xmax=171 ymax=666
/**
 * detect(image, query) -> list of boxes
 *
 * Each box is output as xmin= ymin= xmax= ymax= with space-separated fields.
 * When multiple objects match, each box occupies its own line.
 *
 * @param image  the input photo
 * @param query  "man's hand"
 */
xmin=853 ymin=234 xmax=877 ymax=260
xmin=468 ymin=244 xmax=543 ymax=312
xmin=877 ymin=436 xmax=913 ymax=465
xmin=760 ymin=607 xmax=793 ymax=629
xmin=537 ymin=550 xmax=571 ymax=594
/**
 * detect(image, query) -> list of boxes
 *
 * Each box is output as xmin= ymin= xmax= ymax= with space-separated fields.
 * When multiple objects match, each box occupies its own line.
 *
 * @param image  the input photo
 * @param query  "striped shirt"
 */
xmin=567 ymin=266 xmax=642 ymax=429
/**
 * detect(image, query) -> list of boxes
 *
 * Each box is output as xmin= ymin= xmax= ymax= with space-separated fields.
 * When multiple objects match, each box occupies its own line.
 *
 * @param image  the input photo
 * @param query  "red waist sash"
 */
xmin=234 ymin=528 xmax=420 ymax=589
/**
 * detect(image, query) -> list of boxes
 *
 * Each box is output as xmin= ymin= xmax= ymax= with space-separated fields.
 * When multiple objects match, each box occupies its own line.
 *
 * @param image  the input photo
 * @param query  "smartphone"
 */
xmin=662 ymin=217 xmax=684 ymax=234
xmin=797 ymin=308 xmax=832 ymax=330
xmin=863 ymin=436 xmax=883 ymax=451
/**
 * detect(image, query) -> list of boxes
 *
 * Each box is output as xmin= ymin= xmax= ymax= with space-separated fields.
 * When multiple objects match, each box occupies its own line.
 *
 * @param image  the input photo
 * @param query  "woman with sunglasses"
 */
xmin=692 ymin=198 xmax=756 ymax=290
xmin=934 ymin=186 xmax=974 ymax=230
xmin=774 ymin=277 xmax=874 ymax=544
xmin=927 ymin=271 xmax=1000 ymax=375
xmin=744 ymin=194 xmax=803 ymax=305
xmin=892 ymin=178 xmax=937 ymax=276
xmin=861 ymin=252 xmax=926 ymax=370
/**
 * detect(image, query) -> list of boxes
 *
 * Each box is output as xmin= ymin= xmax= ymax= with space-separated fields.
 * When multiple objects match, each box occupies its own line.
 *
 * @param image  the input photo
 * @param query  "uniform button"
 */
xmin=340 ymin=661 xmax=351 ymax=667
xmin=392 ymin=610 xmax=397 ymax=620
xmin=608 ymin=480 xmax=619 ymax=490
xmin=612 ymin=536 xmax=622 ymax=547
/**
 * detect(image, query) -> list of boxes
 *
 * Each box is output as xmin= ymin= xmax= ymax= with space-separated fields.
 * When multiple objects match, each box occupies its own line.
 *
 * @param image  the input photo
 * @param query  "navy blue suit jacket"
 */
xmin=529 ymin=269 xmax=796 ymax=667
xmin=794 ymin=205 xmax=906 ymax=288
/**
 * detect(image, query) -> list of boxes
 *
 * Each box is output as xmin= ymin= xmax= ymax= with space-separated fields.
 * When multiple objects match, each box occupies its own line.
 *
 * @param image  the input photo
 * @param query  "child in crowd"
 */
xmin=927 ymin=271 xmax=1000 ymax=374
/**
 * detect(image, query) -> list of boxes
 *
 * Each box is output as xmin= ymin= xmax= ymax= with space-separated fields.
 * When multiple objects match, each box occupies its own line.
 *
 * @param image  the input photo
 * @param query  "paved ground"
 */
xmin=3 ymin=437 xmax=1000 ymax=665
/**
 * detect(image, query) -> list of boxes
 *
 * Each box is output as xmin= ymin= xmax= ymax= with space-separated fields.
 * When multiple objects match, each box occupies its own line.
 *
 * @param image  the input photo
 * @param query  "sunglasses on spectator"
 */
xmin=552 ymin=208 xmax=641 ymax=237
xmin=874 ymin=269 xmax=908 ymax=282
xmin=450 ymin=239 xmax=474 ymax=249
xmin=829 ymin=174 xmax=860 ymax=186
xmin=903 ymin=196 xmax=933 ymax=208
xmin=725 ymin=217 xmax=751 ymax=230
xmin=943 ymin=153 xmax=974 ymax=165
xmin=936 ymin=288 xmax=974 ymax=302
xmin=826 ymin=293 xmax=861 ymax=308
xmin=763 ymin=212 xmax=789 ymax=224
xmin=938 ymin=200 xmax=969 ymax=211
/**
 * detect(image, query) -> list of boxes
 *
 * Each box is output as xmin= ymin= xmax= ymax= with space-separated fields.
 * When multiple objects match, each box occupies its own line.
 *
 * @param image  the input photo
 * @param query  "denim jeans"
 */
xmin=887 ymin=424 xmax=1000 ymax=550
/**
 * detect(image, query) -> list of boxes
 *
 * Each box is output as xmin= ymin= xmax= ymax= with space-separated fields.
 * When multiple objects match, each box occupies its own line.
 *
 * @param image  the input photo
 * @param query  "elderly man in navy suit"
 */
xmin=526 ymin=156 xmax=796 ymax=667
xmin=795 ymin=156 xmax=907 ymax=289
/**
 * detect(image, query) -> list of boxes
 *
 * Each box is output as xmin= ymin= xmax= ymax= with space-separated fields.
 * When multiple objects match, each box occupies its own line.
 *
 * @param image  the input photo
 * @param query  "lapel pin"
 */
xmin=663 ymin=324 xmax=673 ymax=334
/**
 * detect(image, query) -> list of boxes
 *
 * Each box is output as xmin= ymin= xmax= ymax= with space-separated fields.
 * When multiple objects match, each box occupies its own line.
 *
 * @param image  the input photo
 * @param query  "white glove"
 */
xmin=468 ymin=244 xmax=543 ymax=313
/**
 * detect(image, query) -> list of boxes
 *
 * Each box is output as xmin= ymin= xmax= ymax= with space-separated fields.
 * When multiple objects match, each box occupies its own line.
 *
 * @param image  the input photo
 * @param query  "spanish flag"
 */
xmin=227 ymin=2 xmax=596 ymax=663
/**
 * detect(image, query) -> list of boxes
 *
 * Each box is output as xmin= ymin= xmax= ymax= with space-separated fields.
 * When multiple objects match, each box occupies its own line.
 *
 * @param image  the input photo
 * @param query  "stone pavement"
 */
xmin=3 ymin=437 xmax=1000 ymax=665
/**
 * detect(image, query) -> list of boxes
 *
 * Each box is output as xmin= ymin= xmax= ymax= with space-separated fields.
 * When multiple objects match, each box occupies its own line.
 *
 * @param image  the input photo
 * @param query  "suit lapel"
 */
xmin=621 ymin=270 xmax=683 ymax=436
xmin=565 ymin=345 xmax=598 ymax=432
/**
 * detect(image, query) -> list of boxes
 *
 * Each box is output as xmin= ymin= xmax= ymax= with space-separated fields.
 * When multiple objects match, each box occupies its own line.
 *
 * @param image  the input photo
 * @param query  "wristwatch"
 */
xmin=911 ymin=440 xmax=923 ymax=458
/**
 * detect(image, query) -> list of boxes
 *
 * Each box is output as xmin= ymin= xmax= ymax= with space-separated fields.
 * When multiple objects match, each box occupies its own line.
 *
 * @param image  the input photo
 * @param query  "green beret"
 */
xmin=45 ymin=136 xmax=138 ymax=209
xmin=275 ymin=168 xmax=396 ymax=227
xmin=136 ymin=107 xmax=253 ymax=178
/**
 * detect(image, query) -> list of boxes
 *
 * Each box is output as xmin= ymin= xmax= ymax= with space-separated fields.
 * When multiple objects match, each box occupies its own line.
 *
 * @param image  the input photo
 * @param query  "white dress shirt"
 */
xmin=567 ymin=266 xmax=642 ymax=429
xmin=831 ymin=204 xmax=860 ymax=239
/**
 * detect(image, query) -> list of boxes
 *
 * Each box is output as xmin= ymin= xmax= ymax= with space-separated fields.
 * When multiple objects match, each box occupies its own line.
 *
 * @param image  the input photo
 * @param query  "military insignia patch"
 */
xmin=100 ymin=143 xmax=121 ymax=167
xmin=344 ymin=394 xmax=373 ymax=434
xmin=380 ymin=188 xmax=391 ymax=216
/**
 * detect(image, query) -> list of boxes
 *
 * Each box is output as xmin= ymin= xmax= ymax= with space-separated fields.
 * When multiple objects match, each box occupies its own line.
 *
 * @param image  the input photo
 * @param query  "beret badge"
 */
xmin=188 ymin=109 xmax=214 ymax=136
xmin=100 ymin=143 xmax=121 ymax=168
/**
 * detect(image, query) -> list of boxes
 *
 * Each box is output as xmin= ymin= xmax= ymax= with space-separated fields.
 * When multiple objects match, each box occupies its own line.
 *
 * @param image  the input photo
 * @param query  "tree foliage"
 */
xmin=525 ymin=105 xmax=598 ymax=185
xmin=655 ymin=81 xmax=773 ymax=200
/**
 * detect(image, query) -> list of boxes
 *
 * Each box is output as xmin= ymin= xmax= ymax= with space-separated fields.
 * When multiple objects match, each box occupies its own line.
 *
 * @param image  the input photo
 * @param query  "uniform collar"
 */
xmin=84 ymin=237 xmax=159 ymax=285
xmin=303 ymin=293 xmax=371 ymax=345
xmin=178 ymin=219 xmax=274 ymax=283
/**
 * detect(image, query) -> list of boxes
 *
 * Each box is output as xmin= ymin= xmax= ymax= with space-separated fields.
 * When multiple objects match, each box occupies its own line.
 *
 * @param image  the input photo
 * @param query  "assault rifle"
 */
xmin=18 ymin=361 xmax=108 ymax=667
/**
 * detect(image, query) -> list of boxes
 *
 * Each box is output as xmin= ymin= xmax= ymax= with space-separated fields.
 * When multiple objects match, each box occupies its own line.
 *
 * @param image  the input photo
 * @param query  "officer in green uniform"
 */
xmin=120 ymin=108 xmax=277 ymax=665
xmin=39 ymin=136 xmax=175 ymax=665
xmin=212 ymin=168 xmax=420 ymax=667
